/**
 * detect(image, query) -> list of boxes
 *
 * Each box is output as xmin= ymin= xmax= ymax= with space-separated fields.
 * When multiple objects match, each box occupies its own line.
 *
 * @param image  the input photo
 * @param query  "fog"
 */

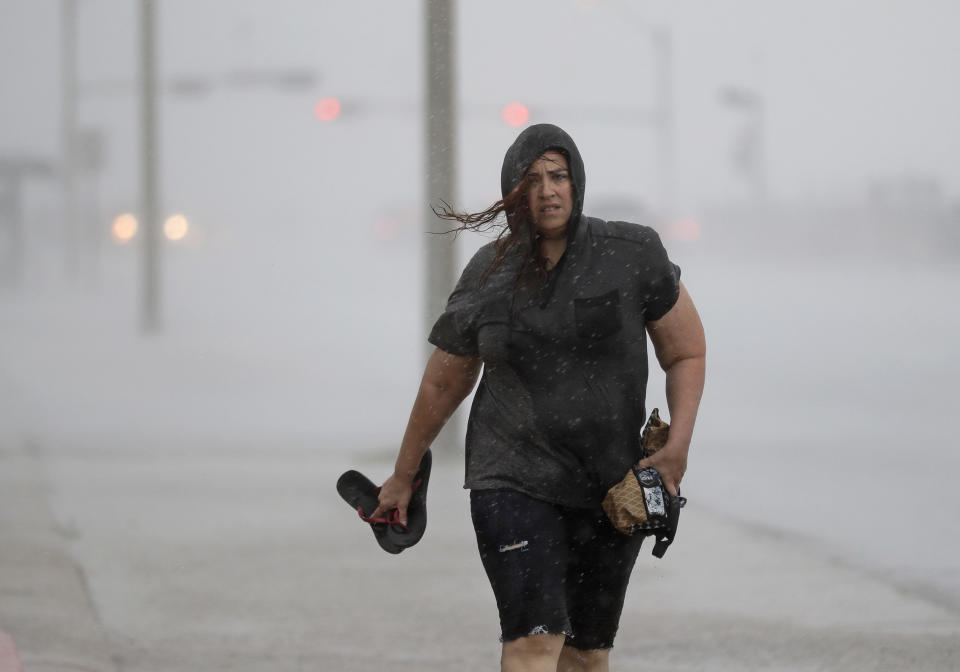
xmin=2 ymin=0 xmax=959 ymax=661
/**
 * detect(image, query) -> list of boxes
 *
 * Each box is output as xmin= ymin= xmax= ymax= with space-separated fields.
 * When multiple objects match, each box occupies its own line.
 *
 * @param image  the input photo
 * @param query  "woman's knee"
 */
xmin=557 ymin=644 xmax=610 ymax=672
xmin=501 ymin=633 xmax=566 ymax=671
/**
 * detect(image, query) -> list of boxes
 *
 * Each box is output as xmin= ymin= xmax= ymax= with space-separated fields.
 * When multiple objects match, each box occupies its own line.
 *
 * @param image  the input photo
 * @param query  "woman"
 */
xmin=371 ymin=124 xmax=706 ymax=672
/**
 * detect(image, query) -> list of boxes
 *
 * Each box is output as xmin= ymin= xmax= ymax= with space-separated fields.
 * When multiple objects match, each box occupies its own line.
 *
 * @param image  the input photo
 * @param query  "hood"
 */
xmin=500 ymin=123 xmax=586 ymax=238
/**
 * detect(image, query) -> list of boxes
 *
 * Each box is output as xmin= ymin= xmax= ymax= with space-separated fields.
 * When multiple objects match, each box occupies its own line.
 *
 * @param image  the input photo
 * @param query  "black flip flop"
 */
xmin=385 ymin=450 xmax=432 ymax=550
xmin=336 ymin=470 xmax=403 ymax=554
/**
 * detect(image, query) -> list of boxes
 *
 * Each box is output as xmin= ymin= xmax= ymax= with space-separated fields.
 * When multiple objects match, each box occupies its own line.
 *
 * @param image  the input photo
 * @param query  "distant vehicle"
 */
xmin=588 ymin=194 xmax=699 ymax=243
xmin=587 ymin=193 xmax=659 ymax=227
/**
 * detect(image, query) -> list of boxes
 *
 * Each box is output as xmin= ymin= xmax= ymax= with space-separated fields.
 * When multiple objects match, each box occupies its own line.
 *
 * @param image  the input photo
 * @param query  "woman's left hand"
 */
xmin=635 ymin=442 xmax=688 ymax=497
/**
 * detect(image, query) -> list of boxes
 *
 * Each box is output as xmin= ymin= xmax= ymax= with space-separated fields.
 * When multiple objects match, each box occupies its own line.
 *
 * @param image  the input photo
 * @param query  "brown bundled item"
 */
xmin=602 ymin=409 xmax=686 ymax=557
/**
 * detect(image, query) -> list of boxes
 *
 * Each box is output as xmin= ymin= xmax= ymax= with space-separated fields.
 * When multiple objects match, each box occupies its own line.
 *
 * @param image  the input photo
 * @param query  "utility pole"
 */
xmin=0 ymin=159 xmax=55 ymax=287
xmin=424 ymin=0 xmax=458 ymax=345
xmin=0 ymin=168 xmax=24 ymax=287
xmin=60 ymin=0 xmax=78 ymax=280
xmin=140 ymin=0 xmax=161 ymax=333
xmin=424 ymin=0 xmax=459 ymax=449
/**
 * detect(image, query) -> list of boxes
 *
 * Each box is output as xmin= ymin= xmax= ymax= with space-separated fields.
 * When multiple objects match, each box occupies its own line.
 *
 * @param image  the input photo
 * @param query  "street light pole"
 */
xmin=652 ymin=28 xmax=675 ymax=219
xmin=140 ymin=0 xmax=161 ymax=333
xmin=605 ymin=6 xmax=676 ymax=219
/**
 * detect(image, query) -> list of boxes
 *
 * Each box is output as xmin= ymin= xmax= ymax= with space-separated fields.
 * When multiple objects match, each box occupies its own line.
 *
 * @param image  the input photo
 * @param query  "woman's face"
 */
xmin=525 ymin=150 xmax=573 ymax=238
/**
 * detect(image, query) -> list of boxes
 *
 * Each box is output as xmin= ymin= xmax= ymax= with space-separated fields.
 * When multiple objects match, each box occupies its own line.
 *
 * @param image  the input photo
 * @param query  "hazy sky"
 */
xmin=2 ymin=0 xmax=959 ymax=228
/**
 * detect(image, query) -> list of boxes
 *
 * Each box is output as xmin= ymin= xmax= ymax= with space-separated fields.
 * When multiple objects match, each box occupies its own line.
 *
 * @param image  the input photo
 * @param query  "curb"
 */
xmin=0 ymin=440 xmax=117 ymax=672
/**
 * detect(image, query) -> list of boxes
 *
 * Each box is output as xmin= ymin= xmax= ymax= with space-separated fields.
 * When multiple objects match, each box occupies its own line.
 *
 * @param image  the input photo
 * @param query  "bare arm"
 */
xmin=639 ymin=281 xmax=706 ymax=495
xmin=371 ymin=347 xmax=482 ymax=524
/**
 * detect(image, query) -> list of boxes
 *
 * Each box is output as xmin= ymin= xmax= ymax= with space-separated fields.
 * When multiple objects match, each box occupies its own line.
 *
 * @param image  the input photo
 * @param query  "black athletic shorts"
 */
xmin=470 ymin=488 xmax=645 ymax=650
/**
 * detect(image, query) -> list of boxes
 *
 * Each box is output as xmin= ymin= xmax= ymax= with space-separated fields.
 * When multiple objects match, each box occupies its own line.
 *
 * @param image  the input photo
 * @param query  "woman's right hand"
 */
xmin=369 ymin=473 xmax=414 ymax=527
xmin=370 ymin=349 xmax=480 ymax=527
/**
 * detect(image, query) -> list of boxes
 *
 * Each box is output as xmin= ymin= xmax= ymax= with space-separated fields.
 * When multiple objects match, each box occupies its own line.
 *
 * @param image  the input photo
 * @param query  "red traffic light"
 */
xmin=314 ymin=97 xmax=341 ymax=122
xmin=501 ymin=102 xmax=529 ymax=127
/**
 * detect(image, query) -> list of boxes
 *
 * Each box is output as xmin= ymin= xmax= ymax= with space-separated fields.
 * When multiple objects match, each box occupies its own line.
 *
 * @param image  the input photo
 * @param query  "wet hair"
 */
xmin=433 ymin=149 xmax=572 ymax=287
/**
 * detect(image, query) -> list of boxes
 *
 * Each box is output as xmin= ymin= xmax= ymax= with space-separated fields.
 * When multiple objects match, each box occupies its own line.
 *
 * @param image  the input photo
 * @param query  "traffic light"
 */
xmin=501 ymin=102 xmax=529 ymax=127
xmin=314 ymin=97 xmax=342 ymax=122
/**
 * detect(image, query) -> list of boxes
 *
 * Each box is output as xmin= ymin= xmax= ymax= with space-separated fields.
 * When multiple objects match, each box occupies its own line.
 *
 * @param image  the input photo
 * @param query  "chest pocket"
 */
xmin=574 ymin=289 xmax=622 ymax=339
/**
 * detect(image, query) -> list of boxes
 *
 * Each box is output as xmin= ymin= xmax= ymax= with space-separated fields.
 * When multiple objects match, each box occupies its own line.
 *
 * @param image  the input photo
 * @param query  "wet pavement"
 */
xmin=2 ymin=435 xmax=959 ymax=671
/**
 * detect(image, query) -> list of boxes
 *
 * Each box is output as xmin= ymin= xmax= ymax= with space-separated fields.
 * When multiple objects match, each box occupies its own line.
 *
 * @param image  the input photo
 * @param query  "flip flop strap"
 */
xmin=355 ymin=478 xmax=423 ymax=526
xmin=357 ymin=507 xmax=405 ymax=526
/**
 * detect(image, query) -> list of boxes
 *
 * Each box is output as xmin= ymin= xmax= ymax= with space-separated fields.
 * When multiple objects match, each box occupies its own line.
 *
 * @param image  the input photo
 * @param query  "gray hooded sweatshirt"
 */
xmin=429 ymin=124 xmax=680 ymax=508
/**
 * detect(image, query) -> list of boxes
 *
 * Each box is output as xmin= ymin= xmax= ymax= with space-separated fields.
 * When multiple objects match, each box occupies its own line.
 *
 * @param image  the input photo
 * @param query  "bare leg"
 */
xmin=501 ymin=633 xmax=566 ymax=672
xmin=556 ymin=645 xmax=610 ymax=672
